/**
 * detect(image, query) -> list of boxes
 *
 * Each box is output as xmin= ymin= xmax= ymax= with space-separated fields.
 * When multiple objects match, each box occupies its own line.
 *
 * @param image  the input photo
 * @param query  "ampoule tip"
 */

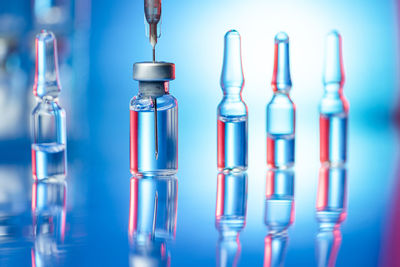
xmin=323 ymin=30 xmax=344 ymax=85
xmin=275 ymin=32 xmax=289 ymax=43
xmin=220 ymin=29 xmax=244 ymax=89
xmin=272 ymin=31 xmax=292 ymax=92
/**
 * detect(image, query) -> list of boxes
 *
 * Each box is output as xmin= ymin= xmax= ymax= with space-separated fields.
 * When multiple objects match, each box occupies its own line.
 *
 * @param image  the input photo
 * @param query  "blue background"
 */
xmin=1 ymin=0 xmax=399 ymax=266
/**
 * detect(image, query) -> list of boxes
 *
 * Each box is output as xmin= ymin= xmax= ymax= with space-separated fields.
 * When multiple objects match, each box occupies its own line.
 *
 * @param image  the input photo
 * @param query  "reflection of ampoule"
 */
xmin=31 ymin=180 xmax=67 ymax=267
xmin=215 ymin=172 xmax=247 ymax=267
xmin=217 ymin=30 xmax=248 ymax=172
xmin=264 ymin=169 xmax=294 ymax=267
xmin=128 ymin=176 xmax=178 ymax=266
xmin=31 ymin=30 xmax=67 ymax=181
xmin=320 ymin=31 xmax=349 ymax=165
xmin=315 ymin=165 xmax=347 ymax=267
xmin=267 ymin=33 xmax=295 ymax=169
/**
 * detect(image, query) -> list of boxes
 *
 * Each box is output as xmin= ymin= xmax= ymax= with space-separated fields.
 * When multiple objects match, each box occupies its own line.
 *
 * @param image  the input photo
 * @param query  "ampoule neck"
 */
xmin=223 ymin=86 xmax=242 ymax=96
xmin=273 ymin=90 xmax=290 ymax=96
xmin=324 ymin=83 xmax=343 ymax=94
xmin=39 ymin=95 xmax=59 ymax=103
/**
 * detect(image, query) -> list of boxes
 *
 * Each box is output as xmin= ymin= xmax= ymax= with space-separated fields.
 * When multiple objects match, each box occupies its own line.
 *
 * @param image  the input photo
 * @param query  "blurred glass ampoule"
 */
xmin=266 ymin=32 xmax=295 ymax=169
xmin=217 ymin=30 xmax=248 ymax=172
xmin=31 ymin=180 xmax=67 ymax=267
xmin=31 ymin=30 xmax=67 ymax=181
xmin=319 ymin=31 xmax=349 ymax=165
xmin=33 ymin=0 xmax=72 ymax=28
xmin=31 ymin=0 xmax=91 ymax=141
xmin=128 ymin=176 xmax=178 ymax=267
xmin=215 ymin=172 xmax=247 ymax=267
xmin=0 ymin=31 xmax=28 ymax=139
xmin=315 ymin=165 xmax=347 ymax=267
xmin=264 ymin=169 xmax=294 ymax=267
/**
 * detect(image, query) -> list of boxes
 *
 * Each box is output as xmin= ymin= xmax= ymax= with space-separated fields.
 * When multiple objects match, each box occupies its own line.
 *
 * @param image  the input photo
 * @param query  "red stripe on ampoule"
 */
xmin=130 ymin=110 xmax=138 ymax=174
xmin=217 ymin=120 xmax=225 ymax=170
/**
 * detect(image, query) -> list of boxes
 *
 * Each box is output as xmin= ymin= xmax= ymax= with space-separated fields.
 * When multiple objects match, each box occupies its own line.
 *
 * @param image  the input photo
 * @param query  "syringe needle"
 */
xmin=152 ymin=46 xmax=155 ymax=62
xmin=152 ymin=191 xmax=158 ymax=235
xmin=153 ymin=97 xmax=159 ymax=160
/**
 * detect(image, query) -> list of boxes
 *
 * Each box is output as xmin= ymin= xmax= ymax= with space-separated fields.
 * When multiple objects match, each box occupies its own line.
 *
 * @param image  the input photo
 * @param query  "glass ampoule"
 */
xmin=266 ymin=32 xmax=295 ymax=169
xmin=130 ymin=62 xmax=178 ymax=175
xmin=217 ymin=30 xmax=248 ymax=172
xmin=32 ymin=30 xmax=67 ymax=181
xmin=320 ymin=31 xmax=349 ymax=165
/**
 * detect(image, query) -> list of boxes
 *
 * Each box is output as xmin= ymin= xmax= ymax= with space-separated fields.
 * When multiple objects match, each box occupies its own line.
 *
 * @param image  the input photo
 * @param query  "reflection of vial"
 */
xmin=320 ymin=31 xmax=349 ymax=165
xmin=130 ymin=62 xmax=178 ymax=175
xmin=264 ymin=169 xmax=294 ymax=267
xmin=217 ymin=30 xmax=248 ymax=172
xmin=267 ymin=33 xmax=295 ymax=169
xmin=31 ymin=30 xmax=67 ymax=181
xmin=315 ymin=166 xmax=347 ymax=267
xmin=128 ymin=176 xmax=178 ymax=266
xmin=128 ymin=176 xmax=178 ymax=242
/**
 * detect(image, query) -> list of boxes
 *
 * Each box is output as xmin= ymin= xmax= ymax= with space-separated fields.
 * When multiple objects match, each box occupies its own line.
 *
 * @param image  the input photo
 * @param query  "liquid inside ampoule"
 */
xmin=267 ymin=134 xmax=295 ymax=169
xmin=217 ymin=115 xmax=248 ymax=171
xmin=320 ymin=114 xmax=347 ymax=164
xmin=130 ymin=98 xmax=177 ymax=175
xmin=32 ymin=143 xmax=66 ymax=180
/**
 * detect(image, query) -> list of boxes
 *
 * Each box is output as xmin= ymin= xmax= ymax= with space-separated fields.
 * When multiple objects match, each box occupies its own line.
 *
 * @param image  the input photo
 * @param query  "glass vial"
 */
xmin=217 ymin=30 xmax=248 ymax=172
xmin=130 ymin=62 xmax=178 ymax=175
xmin=31 ymin=30 xmax=67 ymax=181
xmin=266 ymin=32 xmax=295 ymax=169
xmin=320 ymin=31 xmax=349 ymax=165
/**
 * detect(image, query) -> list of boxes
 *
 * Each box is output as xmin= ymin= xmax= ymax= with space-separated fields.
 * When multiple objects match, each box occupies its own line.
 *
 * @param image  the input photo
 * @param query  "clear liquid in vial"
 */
xmin=130 ymin=105 xmax=178 ymax=175
xmin=31 ymin=143 xmax=66 ymax=180
xmin=217 ymin=116 xmax=248 ymax=171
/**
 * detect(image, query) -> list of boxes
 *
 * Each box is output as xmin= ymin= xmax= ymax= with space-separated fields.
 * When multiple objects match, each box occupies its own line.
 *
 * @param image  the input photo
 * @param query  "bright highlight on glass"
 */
xmin=31 ymin=30 xmax=67 ymax=181
xmin=266 ymin=32 xmax=295 ymax=169
xmin=320 ymin=30 xmax=349 ymax=165
xmin=217 ymin=30 xmax=248 ymax=172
